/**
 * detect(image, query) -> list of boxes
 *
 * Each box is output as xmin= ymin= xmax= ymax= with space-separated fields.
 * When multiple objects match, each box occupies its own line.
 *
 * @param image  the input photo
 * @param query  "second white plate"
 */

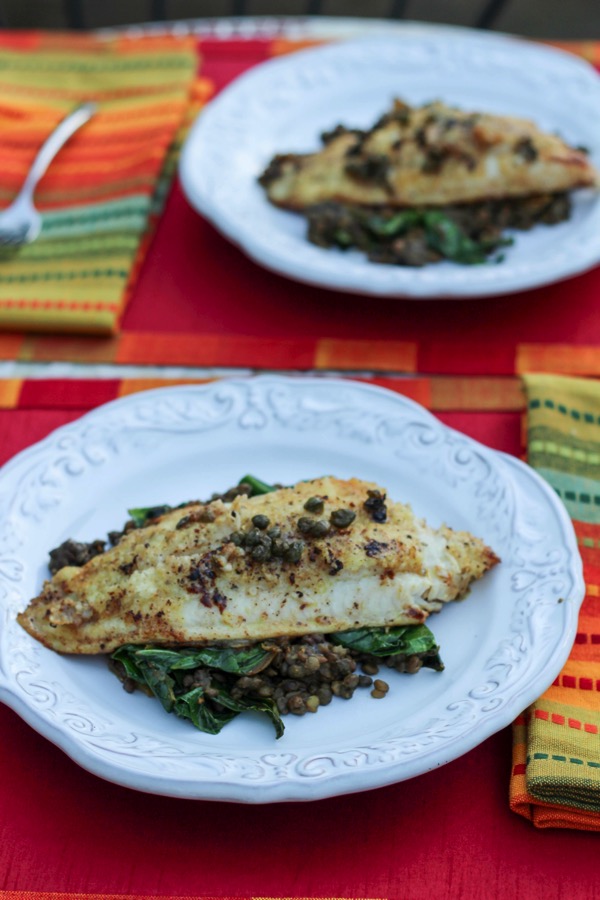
xmin=180 ymin=28 xmax=600 ymax=299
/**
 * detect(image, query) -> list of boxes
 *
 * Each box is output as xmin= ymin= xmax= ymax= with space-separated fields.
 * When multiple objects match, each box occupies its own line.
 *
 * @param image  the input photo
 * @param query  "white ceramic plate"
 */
xmin=179 ymin=29 xmax=600 ymax=299
xmin=0 ymin=377 xmax=585 ymax=801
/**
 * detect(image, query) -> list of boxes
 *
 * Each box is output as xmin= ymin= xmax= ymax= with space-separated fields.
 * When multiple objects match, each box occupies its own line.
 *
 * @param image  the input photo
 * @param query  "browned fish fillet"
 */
xmin=17 ymin=477 xmax=499 ymax=654
xmin=260 ymin=100 xmax=598 ymax=209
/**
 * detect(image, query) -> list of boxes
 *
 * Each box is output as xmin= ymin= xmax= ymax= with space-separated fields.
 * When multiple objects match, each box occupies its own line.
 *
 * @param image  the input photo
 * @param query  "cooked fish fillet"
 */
xmin=18 ymin=477 xmax=499 ymax=654
xmin=260 ymin=100 xmax=599 ymax=209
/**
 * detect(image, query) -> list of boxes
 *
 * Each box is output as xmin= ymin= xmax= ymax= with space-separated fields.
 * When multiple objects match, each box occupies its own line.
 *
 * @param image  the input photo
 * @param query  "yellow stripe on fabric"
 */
xmin=0 ymin=279 xmax=126 ymax=302
xmin=0 ymin=253 xmax=134 ymax=276
xmin=524 ymin=373 xmax=600 ymax=442
xmin=0 ymin=304 xmax=119 ymax=334
xmin=0 ymin=86 xmax=192 ymax=109
xmin=529 ymin=440 xmax=600 ymax=466
xmin=0 ymin=49 xmax=195 ymax=76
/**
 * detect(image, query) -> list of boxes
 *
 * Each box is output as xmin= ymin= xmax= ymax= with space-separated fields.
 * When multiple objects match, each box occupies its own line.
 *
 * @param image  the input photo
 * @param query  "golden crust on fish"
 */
xmin=18 ymin=477 xmax=499 ymax=654
xmin=260 ymin=100 xmax=599 ymax=209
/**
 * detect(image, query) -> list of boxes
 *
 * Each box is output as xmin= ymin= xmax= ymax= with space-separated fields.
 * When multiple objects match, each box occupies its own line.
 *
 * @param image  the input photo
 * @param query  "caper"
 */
xmin=267 ymin=526 xmax=281 ymax=539
xmin=297 ymin=517 xmax=315 ymax=534
xmin=270 ymin=539 xmax=285 ymax=557
xmin=310 ymin=520 xmax=330 ymax=538
xmin=330 ymin=508 xmax=356 ymax=529
xmin=284 ymin=540 xmax=305 ymax=563
xmin=251 ymin=544 xmax=270 ymax=561
xmin=229 ymin=531 xmax=244 ymax=547
xmin=244 ymin=528 xmax=262 ymax=547
xmin=304 ymin=496 xmax=325 ymax=514
xmin=252 ymin=514 xmax=270 ymax=530
xmin=364 ymin=489 xmax=387 ymax=523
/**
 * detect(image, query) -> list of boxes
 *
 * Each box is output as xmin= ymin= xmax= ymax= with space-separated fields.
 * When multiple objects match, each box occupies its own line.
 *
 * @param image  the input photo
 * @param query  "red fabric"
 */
xmin=0 ymin=702 xmax=598 ymax=898
xmin=17 ymin=379 xmax=120 ymax=410
xmin=122 ymin=182 xmax=600 ymax=375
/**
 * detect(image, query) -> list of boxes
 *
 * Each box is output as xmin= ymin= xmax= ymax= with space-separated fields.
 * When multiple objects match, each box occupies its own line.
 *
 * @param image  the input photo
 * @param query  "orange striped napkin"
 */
xmin=510 ymin=373 xmax=600 ymax=829
xmin=0 ymin=31 xmax=205 ymax=334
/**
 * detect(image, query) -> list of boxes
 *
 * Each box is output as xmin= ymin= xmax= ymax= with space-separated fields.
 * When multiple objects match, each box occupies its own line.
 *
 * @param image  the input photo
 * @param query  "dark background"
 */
xmin=0 ymin=0 xmax=597 ymax=37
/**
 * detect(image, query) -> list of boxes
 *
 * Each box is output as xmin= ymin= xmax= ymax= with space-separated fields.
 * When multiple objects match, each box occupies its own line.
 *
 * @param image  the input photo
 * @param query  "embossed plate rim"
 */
xmin=0 ymin=377 xmax=585 ymax=801
xmin=180 ymin=29 xmax=600 ymax=299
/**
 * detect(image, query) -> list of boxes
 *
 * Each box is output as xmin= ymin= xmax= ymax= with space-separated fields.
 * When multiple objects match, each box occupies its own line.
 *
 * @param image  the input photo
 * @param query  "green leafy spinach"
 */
xmin=112 ymin=644 xmax=284 ymax=738
xmin=332 ymin=624 xmax=444 ymax=671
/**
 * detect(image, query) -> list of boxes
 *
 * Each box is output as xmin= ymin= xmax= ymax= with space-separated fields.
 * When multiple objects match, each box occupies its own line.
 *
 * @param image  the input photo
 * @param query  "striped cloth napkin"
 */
xmin=0 ymin=31 xmax=204 ymax=334
xmin=510 ymin=373 xmax=600 ymax=829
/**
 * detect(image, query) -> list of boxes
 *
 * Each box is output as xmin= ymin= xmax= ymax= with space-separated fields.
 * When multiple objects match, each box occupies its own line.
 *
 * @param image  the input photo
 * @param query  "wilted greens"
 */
xmin=332 ymin=624 xmax=444 ymax=671
xmin=112 ymin=644 xmax=284 ymax=738
xmin=307 ymin=202 xmax=514 ymax=266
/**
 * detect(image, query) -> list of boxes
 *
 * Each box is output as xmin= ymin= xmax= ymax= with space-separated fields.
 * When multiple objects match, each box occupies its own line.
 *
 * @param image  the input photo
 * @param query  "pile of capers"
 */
xmin=363 ymin=489 xmax=387 ymax=523
xmin=227 ymin=496 xmax=359 ymax=564
xmin=297 ymin=496 xmax=357 ymax=538
xmin=229 ymin=514 xmax=305 ymax=564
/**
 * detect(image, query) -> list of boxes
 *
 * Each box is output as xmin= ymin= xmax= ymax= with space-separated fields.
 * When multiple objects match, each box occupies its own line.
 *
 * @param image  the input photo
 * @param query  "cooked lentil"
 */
xmin=48 ymin=538 xmax=106 ymax=575
xmin=110 ymin=629 xmax=439 ymax=722
xmin=306 ymin=193 xmax=570 ymax=267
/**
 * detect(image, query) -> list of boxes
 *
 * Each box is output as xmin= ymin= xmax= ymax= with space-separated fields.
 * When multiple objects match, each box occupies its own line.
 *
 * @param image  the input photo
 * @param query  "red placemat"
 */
xmin=0 ymin=380 xmax=598 ymax=899
xmin=0 ymin=37 xmax=599 ymax=374
xmin=0 ymin=373 xmax=525 ymax=469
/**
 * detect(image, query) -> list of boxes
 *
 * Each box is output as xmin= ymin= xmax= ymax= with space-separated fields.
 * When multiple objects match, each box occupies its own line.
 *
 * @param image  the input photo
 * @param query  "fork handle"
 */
xmin=20 ymin=101 xmax=97 ymax=201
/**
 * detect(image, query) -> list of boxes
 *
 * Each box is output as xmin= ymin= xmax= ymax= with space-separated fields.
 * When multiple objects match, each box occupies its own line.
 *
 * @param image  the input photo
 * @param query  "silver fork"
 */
xmin=0 ymin=101 xmax=97 ymax=248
